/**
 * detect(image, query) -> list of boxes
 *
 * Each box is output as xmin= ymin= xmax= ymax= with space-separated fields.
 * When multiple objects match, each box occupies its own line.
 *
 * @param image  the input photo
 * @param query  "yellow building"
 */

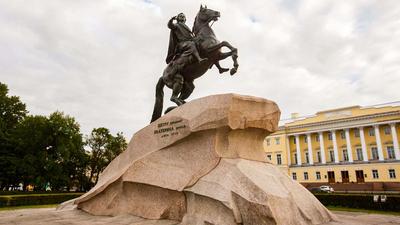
xmin=265 ymin=103 xmax=400 ymax=191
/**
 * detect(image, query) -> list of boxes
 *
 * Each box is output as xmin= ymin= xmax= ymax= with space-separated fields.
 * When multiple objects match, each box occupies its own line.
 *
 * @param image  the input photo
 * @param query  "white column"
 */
xmin=307 ymin=133 xmax=314 ymax=165
xmin=344 ymin=128 xmax=354 ymax=162
xmin=390 ymin=123 xmax=400 ymax=160
xmin=295 ymin=135 xmax=302 ymax=166
xmin=374 ymin=125 xmax=384 ymax=161
xmin=359 ymin=127 xmax=368 ymax=162
xmin=331 ymin=130 xmax=339 ymax=163
xmin=286 ymin=136 xmax=291 ymax=165
xmin=318 ymin=132 xmax=326 ymax=164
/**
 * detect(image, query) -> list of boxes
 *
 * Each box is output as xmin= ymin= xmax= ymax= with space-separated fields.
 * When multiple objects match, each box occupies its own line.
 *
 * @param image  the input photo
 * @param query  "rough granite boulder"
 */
xmin=70 ymin=94 xmax=335 ymax=225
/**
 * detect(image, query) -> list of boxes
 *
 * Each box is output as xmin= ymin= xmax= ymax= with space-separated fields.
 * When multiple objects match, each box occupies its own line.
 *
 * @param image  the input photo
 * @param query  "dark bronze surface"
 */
xmin=151 ymin=5 xmax=239 ymax=122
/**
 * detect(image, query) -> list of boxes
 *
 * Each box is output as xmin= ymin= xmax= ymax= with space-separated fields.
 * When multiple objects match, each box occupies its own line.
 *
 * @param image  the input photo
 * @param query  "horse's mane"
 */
xmin=192 ymin=14 xmax=200 ymax=35
xmin=192 ymin=13 xmax=212 ymax=36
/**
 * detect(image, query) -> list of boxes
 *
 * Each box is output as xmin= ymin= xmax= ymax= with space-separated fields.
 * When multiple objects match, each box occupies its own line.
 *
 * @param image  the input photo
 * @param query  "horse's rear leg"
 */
xmin=179 ymin=81 xmax=195 ymax=101
xmin=164 ymin=78 xmax=191 ymax=115
xmin=170 ymin=74 xmax=185 ymax=106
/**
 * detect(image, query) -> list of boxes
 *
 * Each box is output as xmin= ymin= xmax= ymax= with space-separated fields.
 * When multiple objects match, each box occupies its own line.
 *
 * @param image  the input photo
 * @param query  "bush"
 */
xmin=0 ymin=191 xmax=76 ymax=195
xmin=0 ymin=193 xmax=83 ymax=207
xmin=314 ymin=193 xmax=400 ymax=211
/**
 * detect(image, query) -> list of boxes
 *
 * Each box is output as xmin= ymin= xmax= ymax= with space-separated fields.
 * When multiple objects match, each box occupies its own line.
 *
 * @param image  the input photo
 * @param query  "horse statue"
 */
xmin=151 ymin=5 xmax=239 ymax=122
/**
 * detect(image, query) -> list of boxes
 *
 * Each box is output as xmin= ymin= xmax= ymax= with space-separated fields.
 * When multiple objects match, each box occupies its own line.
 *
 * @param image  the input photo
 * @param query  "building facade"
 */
xmin=264 ymin=104 xmax=400 ymax=191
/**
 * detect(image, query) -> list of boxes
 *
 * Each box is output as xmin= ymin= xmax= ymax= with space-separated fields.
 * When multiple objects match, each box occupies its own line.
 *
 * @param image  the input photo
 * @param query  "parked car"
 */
xmin=308 ymin=185 xmax=334 ymax=193
xmin=308 ymin=187 xmax=324 ymax=193
xmin=319 ymin=185 xmax=334 ymax=193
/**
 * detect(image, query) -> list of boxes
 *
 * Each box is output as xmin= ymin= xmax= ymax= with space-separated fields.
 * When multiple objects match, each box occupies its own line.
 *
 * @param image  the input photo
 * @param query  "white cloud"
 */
xmin=1 ymin=0 xmax=399 ymax=138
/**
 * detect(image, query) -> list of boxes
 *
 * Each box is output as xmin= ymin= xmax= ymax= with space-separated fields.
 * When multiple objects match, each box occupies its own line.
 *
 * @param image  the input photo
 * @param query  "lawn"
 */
xmin=327 ymin=206 xmax=400 ymax=216
xmin=0 ymin=204 xmax=58 ymax=211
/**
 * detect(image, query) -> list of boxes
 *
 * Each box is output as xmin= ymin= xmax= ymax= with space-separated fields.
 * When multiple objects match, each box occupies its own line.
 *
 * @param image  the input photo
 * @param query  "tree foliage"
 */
xmin=0 ymin=82 xmax=126 ymax=191
xmin=0 ymin=82 xmax=28 ymax=189
xmin=86 ymin=128 xmax=127 ymax=184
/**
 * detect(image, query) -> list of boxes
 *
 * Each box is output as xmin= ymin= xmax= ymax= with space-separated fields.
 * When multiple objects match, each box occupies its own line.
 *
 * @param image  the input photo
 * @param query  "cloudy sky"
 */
xmin=1 ymin=0 xmax=399 ymax=138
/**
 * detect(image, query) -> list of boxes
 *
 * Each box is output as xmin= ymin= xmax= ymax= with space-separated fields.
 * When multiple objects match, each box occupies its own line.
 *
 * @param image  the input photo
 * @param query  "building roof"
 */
xmin=284 ymin=104 xmax=400 ymax=127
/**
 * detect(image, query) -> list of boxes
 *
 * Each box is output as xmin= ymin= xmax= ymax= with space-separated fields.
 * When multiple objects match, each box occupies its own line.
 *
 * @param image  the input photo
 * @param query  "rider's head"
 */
xmin=177 ymin=13 xmax=186 ymax=23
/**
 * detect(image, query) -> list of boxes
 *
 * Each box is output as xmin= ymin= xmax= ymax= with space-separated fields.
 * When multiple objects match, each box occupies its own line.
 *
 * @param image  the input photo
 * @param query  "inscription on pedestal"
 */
xmin=153 ymin=119 xmax=187 ymax=138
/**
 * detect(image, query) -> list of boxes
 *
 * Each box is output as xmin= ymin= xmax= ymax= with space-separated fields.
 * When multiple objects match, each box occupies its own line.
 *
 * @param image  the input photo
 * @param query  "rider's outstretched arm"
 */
xmin=168 ymin=16 xmax=177 ymax=30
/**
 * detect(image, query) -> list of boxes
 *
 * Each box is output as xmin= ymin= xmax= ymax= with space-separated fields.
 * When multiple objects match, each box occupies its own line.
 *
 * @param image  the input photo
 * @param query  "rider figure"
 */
xmin=166 ymin=13 xmax=207 ymax=64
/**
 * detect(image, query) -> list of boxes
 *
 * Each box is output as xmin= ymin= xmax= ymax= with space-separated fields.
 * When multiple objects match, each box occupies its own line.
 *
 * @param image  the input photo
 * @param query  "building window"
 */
xmin=372 ymin=169 xmax=379 ymax=179
xmin=369 ymin=128 xmax=375 ymax=136
xmin=340 ymin=131 xmax=346 ymax=139
xmin=389 ymin=169 xmax=396 ymax=179
xmin=316 ymin=171 xmax=321 ymax=180
xmin=275 ymin=137 xmax=280 ymax=145
xmin=277 ymin=154 xmax=282 ymax=165
xmin=292 ymin=172 xmax=297 ymax=180
xmin=317 ymin=151 xmax=321 ymax=163
xmin=342 ymin=149 xmax=349 ymax=161
xmin=384 ymin=126 xmax=391 ymax=135
xmin=387 ymin=146 xmax=395 ymax=159
xmin=354 ymin=129 xmax=360 ymax=138
xmin=371 ymin=147 xmax=379 ymax=160
xmin=266 ymin=138 xmax=270 ymax=146
xmin=316 ymin=135 xmax=320 ymax=142
xmin=304 ymin=136 xmax=308 ymax=143
xmin=329 ymin=150 xmax=335 ymax=162
xmin=294 ymin=153 xmax=298 ymax=164
xmin=356 ymin=148 xmax=363 ymax=161
xmin=293 ymin=138 xmax=296 ymax=144
xmin=328 ymin=132 xmax=333 ymax=140
xmin=305 ymin=152 xmax=309 ymax=164
xmin=267 ymin=154 xmax=272 ymax=161
xmin=304 ymin=172 xmax=309 ymax=180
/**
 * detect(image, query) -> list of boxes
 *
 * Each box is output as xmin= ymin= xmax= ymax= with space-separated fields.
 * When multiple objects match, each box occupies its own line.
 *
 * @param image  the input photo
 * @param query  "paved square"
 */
xmin=0 ymin=208 xmax=399 ymax=225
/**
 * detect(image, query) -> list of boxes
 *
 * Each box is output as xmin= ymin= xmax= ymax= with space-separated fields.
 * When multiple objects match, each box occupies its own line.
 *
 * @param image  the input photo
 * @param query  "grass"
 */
xmin=0 ymin=204 xmax=58 ymax=211
xmin=0 ymin=193 xmax=83 ymax=198
xmin=327 ymin=206 xmax=400 ymax=216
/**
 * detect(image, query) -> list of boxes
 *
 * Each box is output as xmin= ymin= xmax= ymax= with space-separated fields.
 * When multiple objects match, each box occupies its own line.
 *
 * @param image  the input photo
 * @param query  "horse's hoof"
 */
xmin=230 ymin=68 xmax=237 ymax=75
xmin=219 ymin=68 xmax=229 ymax=74
xmin=164 ymin=106 xmax=177 ymax=114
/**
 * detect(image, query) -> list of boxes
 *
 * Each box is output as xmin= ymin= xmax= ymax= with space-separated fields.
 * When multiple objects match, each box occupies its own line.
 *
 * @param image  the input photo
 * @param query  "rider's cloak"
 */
xmin=166 ymin=22 xmax=193 ymax=64
xmin=166 ymin=30 xmax=176 ymax=64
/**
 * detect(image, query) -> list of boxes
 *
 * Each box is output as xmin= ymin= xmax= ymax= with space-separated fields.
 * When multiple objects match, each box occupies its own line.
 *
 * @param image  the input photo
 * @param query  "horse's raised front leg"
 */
xmin=213 ymin=52 xmax=234 ymax=74
xmin=207 ymin=41 xmax=239 ymax=75
xmin=220 ymin=41 xmax=239 ymax=75
xmin=214 ymin=61 xmax=229 ymax=74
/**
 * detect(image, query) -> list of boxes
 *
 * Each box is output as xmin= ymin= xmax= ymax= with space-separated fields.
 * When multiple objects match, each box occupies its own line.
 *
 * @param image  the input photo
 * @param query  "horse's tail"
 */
xmin=151 ymin=77 xmax=165 ymax=123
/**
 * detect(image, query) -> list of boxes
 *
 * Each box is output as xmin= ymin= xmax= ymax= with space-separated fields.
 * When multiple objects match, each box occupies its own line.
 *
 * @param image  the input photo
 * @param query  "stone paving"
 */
xmin=0 ymin=208 xmax=399 ymax=225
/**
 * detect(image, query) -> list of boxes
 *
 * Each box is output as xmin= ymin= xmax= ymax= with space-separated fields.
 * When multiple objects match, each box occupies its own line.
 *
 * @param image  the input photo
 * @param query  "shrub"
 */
xmin=0 ymin=193 xmax=83 ymax=207
xmin=314 ymin=193 xmax=400 ymax=211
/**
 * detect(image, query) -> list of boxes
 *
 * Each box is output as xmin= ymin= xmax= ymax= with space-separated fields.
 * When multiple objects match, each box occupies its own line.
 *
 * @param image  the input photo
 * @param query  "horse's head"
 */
xmin=193 ymin=5 xmax=220 ymax=34
xmin=197 ymin=5 xmax=220 ymax=23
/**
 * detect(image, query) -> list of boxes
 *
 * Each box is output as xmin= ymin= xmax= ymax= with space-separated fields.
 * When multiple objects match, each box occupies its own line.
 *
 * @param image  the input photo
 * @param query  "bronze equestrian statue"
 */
xmin=151 ymin=5 xmax=239 ymax=122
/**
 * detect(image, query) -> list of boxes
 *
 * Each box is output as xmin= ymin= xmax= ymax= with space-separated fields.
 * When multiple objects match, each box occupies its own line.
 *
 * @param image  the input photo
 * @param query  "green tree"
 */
xmin=105 ymin=132 xmax=127 ymax=163
xmin=0 ymin=83 xmax=28 ymax=189
xmin=0 ymin=82 xmax=124 ymax=191
xmin=12 ymin=112 xmax=88 ymax=191
xmin=86 ymin=128 xmax=127 ymax=185
xmin=12 ymin=115 xmax=50 ymax=190
xmin=46 ymin=112 xmax=88 ymax=191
